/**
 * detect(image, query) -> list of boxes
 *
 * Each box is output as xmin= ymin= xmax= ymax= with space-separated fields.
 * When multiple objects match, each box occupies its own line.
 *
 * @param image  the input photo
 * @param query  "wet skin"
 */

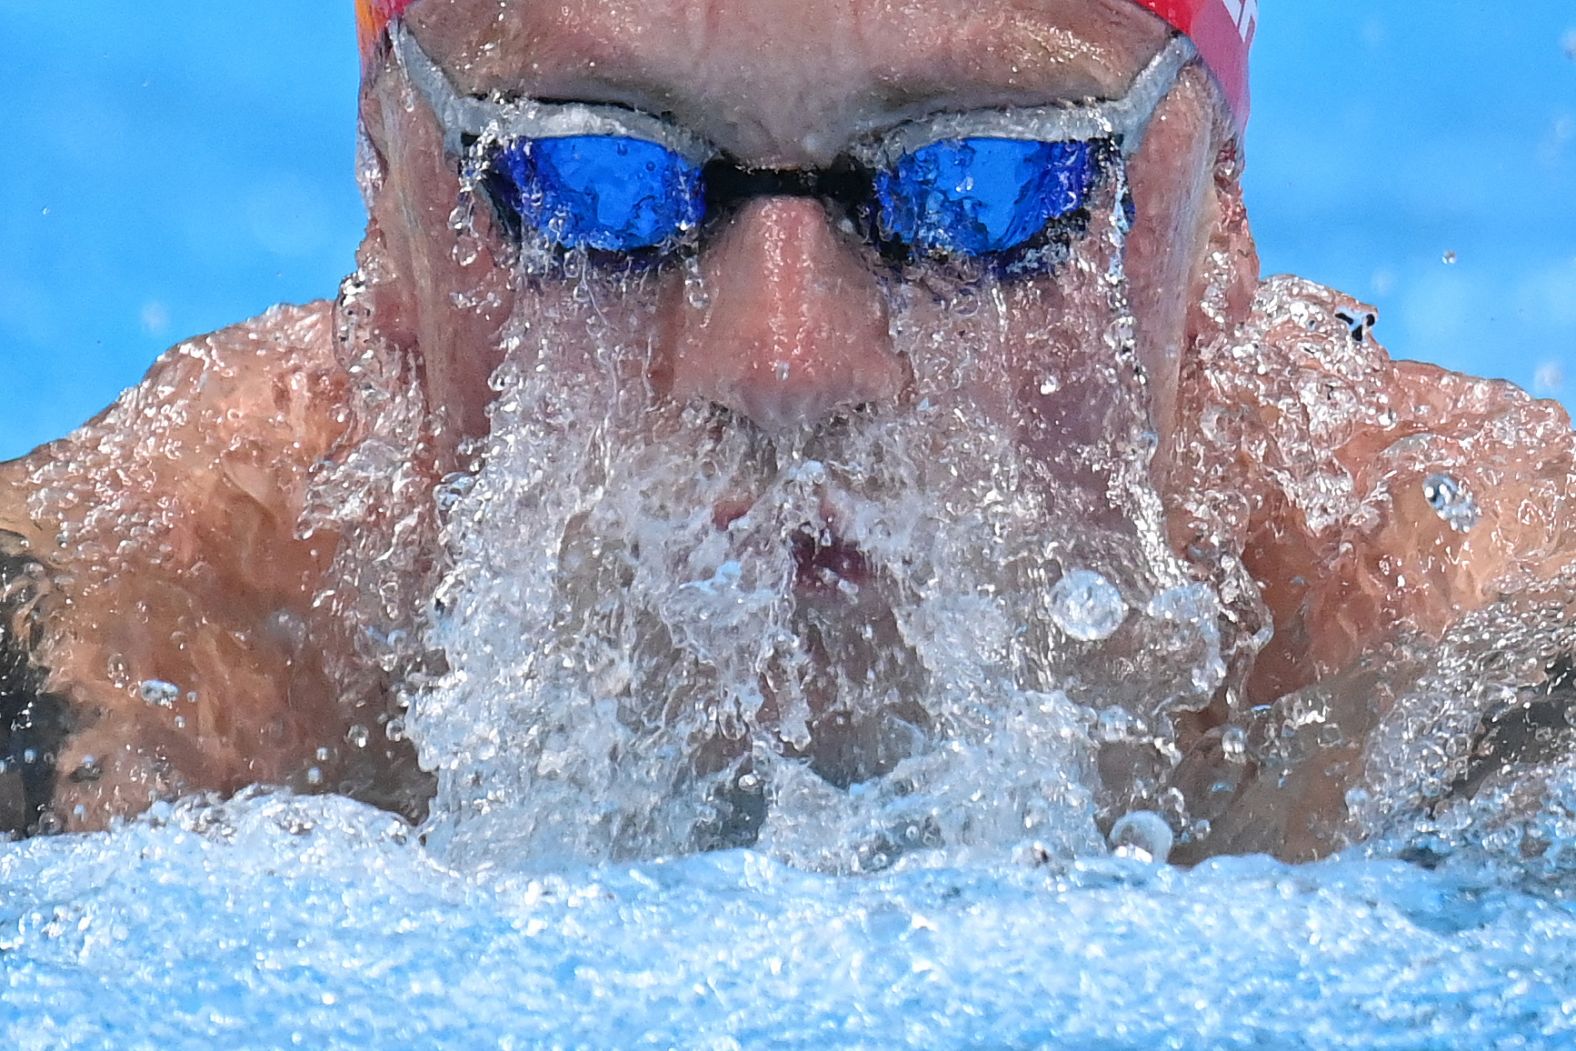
xmin=2 ymin=0 xmax=1573 ymax=855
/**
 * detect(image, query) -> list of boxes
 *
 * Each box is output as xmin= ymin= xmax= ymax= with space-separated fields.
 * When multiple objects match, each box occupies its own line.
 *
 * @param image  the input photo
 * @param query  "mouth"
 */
xmin=712 ymin=496 xmax=873 ymax=597
xmin=790 ymin=525 xmax=873 ymax=596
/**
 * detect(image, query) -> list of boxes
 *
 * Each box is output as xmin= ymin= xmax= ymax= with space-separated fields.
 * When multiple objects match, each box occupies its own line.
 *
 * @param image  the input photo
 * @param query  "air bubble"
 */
xmin=1048 ymin=569 xmax=1127 ymax=642
xmin=1422 ymin=473 xmax=1480 ymax=533
xmin=1095 ymin=707 xmax=1136 ymax=744
xmin=1107 ymin=810 xmax=1173 ymax=864
xmin=138 ymin=680 xmax=181 ymax=708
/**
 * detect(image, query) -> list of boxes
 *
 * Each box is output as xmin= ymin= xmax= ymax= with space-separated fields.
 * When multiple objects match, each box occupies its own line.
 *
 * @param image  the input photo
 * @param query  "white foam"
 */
xmin=3 ymin=792 xmax=1575 ymax=1049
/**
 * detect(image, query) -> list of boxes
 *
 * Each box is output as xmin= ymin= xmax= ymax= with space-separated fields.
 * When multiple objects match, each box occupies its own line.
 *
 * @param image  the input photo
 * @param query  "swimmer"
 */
xmin=2 ymin=0 xmax=1572 ymax=862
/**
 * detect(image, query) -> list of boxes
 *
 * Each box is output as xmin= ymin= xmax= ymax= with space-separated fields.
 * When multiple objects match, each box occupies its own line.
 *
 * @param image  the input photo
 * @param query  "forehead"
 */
xmin=404 ymin=0 xmax=1171 ymax=165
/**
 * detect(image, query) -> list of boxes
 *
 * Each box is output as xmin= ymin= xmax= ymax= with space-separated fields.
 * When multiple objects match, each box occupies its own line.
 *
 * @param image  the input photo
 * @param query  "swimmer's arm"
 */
xmin=0 ymin=464 xmax=72 ymax=834
xmin=0 ymin=305 xmax=359 ymax=833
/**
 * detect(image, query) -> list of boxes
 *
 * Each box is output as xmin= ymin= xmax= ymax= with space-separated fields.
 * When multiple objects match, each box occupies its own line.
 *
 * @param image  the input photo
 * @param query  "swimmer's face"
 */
xmin=353 ymin=0 xmax=1258 ymax=806
xmin=357 ymin=0 xmax=1251 ymax=460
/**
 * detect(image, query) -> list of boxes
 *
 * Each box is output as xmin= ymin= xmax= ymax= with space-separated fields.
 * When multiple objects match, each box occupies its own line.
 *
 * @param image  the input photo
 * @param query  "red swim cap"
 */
xmin=357 ymin=0 xmax=417 ymax=61
xmin=1130 ymin=0 xmax=1256 ymax=131
xmin=360 ymin=0 xmax=1254 ymax=130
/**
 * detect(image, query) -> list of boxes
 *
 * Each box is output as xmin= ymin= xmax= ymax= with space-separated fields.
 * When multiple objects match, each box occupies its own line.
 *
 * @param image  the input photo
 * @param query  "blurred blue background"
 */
xmin=0 ymin=2 xmax=1572 ymax=459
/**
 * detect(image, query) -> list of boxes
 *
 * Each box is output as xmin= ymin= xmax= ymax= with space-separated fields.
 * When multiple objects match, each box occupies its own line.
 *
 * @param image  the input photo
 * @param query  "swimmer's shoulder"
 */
xmin=118 ymin=298 xmax=351 ymax=473
xmin=21 ymin=299 xmax=351 ymax=529
xmin=0 ymin=459 xmax=68 ymax=834
xmin=0 ymin=301 xmax=359 ymax=834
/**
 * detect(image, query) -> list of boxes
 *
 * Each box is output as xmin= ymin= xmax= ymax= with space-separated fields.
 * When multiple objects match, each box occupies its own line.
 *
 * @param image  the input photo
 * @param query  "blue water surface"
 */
xmin=4 ymin=791 xmax=1575 ymax=1050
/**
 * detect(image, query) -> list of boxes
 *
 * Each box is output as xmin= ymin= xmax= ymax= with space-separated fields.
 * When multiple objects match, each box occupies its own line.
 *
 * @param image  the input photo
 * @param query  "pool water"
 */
xmin=4 ymin=791 xmax=1575 ymax=1049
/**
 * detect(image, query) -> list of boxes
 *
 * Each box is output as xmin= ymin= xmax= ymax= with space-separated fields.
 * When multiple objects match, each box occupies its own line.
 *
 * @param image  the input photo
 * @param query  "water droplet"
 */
xmin=385 ymin=718 xmax=407 ymax=743
xmin=1221 ymin=726 xmax=1248 ymax=761
xmin=1422 ymin=473 xmax=1481 ymax=533
xmin=1442 ymin=250 xmax=1458 ymax=265
xmin=138 ymin=680 xmax=181 ymax=708
xmin=1108 ymin=810 xmax=1173 ymax=863
xmin=1038 ymin=375 xmax=1061 ymax=396
xmin=1048 ymin=569 xmax=1127 ymax=642
xmin=452 ymin=233 xmax=481 ymax=268
xmin=435 ymin=472 xmax=477 ymax=516
xmin=68 ymin=756 xmax=102 ymax=784
xmin=951 ymin=286 xmax=980 ymax=317
xmin=347 ymin=724 xmax=370 ymax=749
xmin=682 ymin=254 xmax=712 ymax=309
xmin=306 ymin=766 xmax=325 ymax=787
xmin=1095 ymin=706 xmax=1136 ymax=744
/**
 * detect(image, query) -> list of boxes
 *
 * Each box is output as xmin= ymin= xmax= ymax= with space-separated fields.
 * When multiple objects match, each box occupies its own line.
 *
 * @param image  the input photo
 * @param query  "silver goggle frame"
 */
xmin=848 ymin=35 xmax=1196 ymax=168
xmin=392 ymin=23 xmax=1196 ymax=175
xmin=391 ymin=23 xmax=713 ymax=166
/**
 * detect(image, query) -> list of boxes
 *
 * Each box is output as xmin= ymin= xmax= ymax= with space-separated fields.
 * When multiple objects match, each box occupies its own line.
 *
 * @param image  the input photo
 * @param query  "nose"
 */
xmin=659 ymin=197 xmax=906 ymax=432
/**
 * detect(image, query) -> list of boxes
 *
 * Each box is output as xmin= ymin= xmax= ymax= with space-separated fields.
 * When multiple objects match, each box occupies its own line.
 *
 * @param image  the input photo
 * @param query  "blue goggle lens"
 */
xmin=873 ymin=138 xmax=1095 ymax=257
xmin=485 ymin=134 xmax=1096 ymax=262
xmin=490 ymin=135 xmax=705 ymax=252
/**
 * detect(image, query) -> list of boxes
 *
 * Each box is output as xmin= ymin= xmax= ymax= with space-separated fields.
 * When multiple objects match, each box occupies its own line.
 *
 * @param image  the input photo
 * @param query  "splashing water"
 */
xmin=6 ymin=790 xmax=1576 ymax=1049
xmin=403 ymin=168 xmax=1242 ymax=874
xmin=1048 ymin=568 xmax=1129 ymax=642
xmin=1423 ymin=473 xmax=1481 ymax=533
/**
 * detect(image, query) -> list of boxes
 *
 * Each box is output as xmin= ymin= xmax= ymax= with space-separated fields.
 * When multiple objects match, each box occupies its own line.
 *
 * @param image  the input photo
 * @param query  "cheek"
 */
xmin=1121 ymin=70 xmax=1219 ymax=438
xmin=506 ymin=265 xmax=685 ymax=397
xmin=886 ymin=257 xmax=1141 ymax=468
xmin=995 ymin=273 xmax=1152 ymax=468
xmin=365 ymin=77 xmax=522 ymax=453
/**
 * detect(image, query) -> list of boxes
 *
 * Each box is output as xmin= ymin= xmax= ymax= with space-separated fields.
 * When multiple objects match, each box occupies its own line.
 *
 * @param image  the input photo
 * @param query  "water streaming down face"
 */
xmin=286 ymin=216 xmax=1576 ymax=885
xmin=400 ymin=160 xmax=1242 ymax=873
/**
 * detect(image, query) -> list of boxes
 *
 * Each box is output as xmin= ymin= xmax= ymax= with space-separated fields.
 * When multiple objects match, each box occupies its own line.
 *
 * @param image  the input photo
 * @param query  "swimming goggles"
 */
xmin=392 ymin=25 xmax=1197 ymax=266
